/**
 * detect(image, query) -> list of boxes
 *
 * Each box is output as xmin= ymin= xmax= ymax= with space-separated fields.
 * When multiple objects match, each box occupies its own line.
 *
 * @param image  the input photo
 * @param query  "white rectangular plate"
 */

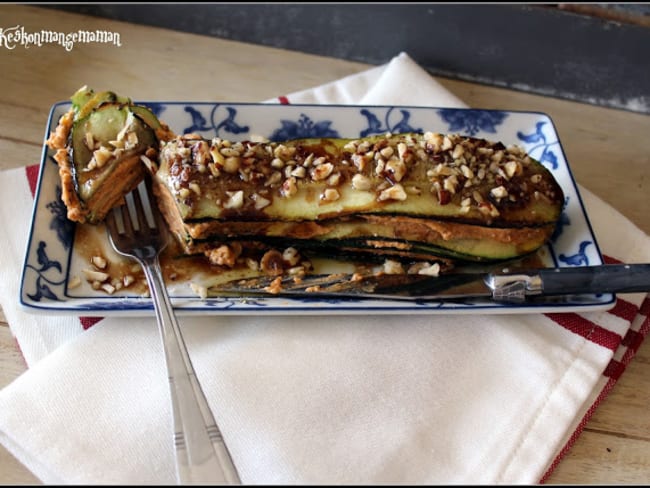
xmin=20 ymin=102 xmax=613 ymax=316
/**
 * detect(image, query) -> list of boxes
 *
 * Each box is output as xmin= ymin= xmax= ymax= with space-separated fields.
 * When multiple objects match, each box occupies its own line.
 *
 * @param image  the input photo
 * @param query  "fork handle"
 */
xmin=142 ymin=257 xmax=241 ymax=485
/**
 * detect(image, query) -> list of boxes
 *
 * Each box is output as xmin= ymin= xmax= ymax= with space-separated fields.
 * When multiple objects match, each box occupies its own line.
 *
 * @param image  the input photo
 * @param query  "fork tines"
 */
xmin=105 ymin=177 xmax=169 ymax=260
xmin=120 ymin=181 xmax=157 ymax=234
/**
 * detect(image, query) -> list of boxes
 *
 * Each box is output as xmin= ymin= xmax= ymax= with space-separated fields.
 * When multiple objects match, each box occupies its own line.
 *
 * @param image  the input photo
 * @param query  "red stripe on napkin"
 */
xmin=640 ymin=295 xmax=650 ymax=317
xmin=25 ymin=164 xmax=40 ymax=197
xmin=606 ymin=308 xmax=650 ymax=380
xmin=545 ymin=313 xmax=622 ymax=351
xmin=608 ymin=299 xmax=640 ymax=322
xmin=621 ymin=329 xmax=644 ymax=352
xmin=541 ymin=295 xmax=650 ymax=483
xmin=604 ymin=255 xmax=622 ymax=265
xmin=79 ymin=317 xmax=104 ymax=330
xmin=620 ymin=297 xmax=650 ymax=366
xmin=603 ymin=359 xmax=626 ymax=380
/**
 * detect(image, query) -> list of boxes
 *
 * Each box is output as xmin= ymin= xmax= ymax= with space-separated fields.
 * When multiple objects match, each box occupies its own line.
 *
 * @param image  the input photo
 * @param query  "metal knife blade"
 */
xmin=210 ymin=263 xmax=650 ymax=303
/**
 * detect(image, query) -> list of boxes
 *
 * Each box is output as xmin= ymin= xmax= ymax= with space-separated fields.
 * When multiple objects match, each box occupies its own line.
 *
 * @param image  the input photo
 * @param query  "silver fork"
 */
xmin=105 ymin=177 xmax=241 ymax=485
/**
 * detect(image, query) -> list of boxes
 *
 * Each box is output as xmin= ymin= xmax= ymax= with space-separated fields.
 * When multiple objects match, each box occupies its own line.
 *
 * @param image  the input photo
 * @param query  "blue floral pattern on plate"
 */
xmin=516 ymin=121 xmax=561 ymax=170
xmin=19 ymin=103 xmax=611 ymax=316
xmin=358 ymin=107 xmax=423 ymax=137
xmin=438 ymin=108 xmax=508 ymax=135
xmin=270 ymin=113 xmax=339 ymax=140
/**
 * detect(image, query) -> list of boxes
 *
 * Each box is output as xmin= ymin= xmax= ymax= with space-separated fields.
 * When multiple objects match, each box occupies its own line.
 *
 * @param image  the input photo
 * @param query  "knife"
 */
xmin=210 ymin=263 xmax=650 ymax=303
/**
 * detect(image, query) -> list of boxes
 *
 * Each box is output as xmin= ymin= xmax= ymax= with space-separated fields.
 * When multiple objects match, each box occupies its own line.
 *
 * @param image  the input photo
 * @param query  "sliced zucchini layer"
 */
xmin=153 ymin=132 xmax=564 ymax=264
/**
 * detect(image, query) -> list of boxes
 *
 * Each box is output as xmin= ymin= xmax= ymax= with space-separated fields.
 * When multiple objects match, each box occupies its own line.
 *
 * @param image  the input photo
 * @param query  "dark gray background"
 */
xmin=45 ymin=3 xmax=650 ymax=114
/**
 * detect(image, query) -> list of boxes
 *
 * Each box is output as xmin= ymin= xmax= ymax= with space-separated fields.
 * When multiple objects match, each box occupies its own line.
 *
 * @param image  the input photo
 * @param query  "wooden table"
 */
xmin=1 ymin=5 xmax=649 ymax=484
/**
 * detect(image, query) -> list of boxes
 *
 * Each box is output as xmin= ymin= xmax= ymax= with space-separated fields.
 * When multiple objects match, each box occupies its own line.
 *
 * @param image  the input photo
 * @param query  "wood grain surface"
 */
xmin=0 ymin=5 xmax=648 ymax=484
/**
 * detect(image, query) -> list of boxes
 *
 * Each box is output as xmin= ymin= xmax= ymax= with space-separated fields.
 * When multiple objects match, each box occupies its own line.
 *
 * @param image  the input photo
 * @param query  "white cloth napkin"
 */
xmin=1 ymin=52 xmax=649 ymax=485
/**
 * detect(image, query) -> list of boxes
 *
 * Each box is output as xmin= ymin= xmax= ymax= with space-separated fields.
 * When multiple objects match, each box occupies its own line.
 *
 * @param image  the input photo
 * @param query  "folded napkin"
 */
xmin=1 ymin=52 xmax=649 ymax=485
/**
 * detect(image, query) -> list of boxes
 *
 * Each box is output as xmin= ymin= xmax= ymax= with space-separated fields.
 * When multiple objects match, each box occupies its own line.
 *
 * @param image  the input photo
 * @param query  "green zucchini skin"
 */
xmin=190 ymin=235 xmax=496 ymax=266
xmin=153 ymin=132 xmax=564 ymax=263
xmin=70 ymin=86 xmax=130 ymax=121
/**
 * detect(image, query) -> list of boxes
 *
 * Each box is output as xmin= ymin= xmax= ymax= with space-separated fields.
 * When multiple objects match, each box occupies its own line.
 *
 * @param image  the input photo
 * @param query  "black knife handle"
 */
xmin=537 ymin=264 xmax=650 ymax=296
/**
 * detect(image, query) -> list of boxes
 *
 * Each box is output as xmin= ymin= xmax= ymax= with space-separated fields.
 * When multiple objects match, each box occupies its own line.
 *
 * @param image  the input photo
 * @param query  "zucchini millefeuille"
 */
xmin=151 ymin=131 xmax=564 ymax=270
xmin=47 ymin=87 xmax=565 ymax=276
xmin=46 ymin=86 xmax=174 ymax=224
